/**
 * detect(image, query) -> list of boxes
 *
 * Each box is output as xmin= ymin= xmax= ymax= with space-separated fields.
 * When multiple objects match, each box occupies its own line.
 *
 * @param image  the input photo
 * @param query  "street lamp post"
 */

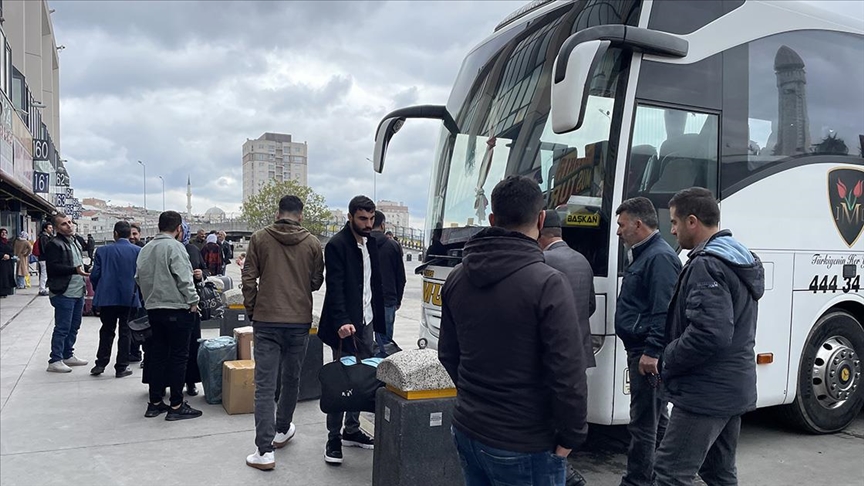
xmin=137 ymin=160 xmax=146 ymax=227
xmin=366 ymin=157 xmax=376 ymax=202
xmin=158 ymin=175 xmax=165 ymax=211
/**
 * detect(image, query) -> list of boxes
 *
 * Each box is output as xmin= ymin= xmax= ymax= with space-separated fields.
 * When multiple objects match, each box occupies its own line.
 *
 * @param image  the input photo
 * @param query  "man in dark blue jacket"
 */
xmin=439 ymin=176 xmax=588 ymax=486
xmin=370 ymin=210 xmax=405 ymax=357
xmin=614 ymin=197 xmax=681 ymax=486
xmin=90 ymin=221 xmax=142 ymax=378
xmin=655 ymin=187 xmax=764 ymax=486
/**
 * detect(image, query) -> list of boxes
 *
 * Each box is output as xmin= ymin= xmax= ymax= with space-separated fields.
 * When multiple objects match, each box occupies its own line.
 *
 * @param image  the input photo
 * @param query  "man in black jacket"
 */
xmin=44 ymin=213 xmax=91 ymax=373
xmin=654 ymin=187 xmax=764 ymax=486
xmin=438 ymin=176 xmax=588 ymax=486
xmin=614 ymin=197 xmax=681 ymax=486
xmin=37 ymin=222 xmax=54 ymax=296
xmin=370 ymin=211 xmax=405 ymax=357
xmin=318 ymin=195 xmax=384 ymax=465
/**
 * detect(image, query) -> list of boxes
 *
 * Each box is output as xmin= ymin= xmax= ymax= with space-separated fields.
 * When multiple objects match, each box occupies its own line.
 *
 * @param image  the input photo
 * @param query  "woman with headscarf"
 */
xmin=0 ymin=228 xmax=16 ymax=298
xmin=200 ymin=233 xmax=223 ymax=276
xmin=13 ymin=232 xmax=32 ymax=289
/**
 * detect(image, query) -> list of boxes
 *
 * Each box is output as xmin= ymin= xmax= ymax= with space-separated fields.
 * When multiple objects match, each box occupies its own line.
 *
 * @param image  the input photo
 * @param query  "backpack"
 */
xmin=32 ymin=238 xmax=41 ymax=257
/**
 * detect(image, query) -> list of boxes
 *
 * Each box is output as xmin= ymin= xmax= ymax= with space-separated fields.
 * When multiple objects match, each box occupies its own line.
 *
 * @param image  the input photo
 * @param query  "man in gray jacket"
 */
xmin=538 ymin=209 xmax=595 ymax=486
xmin=136 ymin=211 xmax=201 ymax=421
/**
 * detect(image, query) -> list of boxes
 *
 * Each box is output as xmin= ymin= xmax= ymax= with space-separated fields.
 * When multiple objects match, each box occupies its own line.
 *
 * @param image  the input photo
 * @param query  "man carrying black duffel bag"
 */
xmin=318 ymin=195 xmax=385 ymax=466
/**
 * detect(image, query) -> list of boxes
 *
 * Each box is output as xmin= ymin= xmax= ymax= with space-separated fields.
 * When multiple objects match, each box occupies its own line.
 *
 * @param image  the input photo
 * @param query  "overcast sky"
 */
xmin=53 ymin=0 xmax=523 ymax=227
xmin=53 ymin=0 xmax=862 ymax=228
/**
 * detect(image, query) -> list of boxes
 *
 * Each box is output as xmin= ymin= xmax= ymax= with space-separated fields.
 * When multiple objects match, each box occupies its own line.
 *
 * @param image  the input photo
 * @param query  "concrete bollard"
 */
xmin=372 ymin=346 xmax=461 ymax=486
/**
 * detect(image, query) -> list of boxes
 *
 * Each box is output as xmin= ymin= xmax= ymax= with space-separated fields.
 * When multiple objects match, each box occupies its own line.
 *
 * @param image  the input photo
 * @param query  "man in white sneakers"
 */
xmin=243 ymin=195 xmax=324 ymax=470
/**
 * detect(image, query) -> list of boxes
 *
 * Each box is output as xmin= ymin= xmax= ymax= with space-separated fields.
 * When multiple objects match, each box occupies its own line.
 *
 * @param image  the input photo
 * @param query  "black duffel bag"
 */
xmin=318 ymin=337 xmax=383 ymax=414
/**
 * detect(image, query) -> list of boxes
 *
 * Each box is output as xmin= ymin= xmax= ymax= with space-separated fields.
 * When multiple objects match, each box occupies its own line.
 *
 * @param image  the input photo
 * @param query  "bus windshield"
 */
xmin=425 ymin=0 xmax=641 ymax=276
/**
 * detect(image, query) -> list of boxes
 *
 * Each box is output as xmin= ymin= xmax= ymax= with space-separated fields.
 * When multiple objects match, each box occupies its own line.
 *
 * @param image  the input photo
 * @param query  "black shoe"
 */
xmin=324 ymin=438 xmax=343 ymax=465
xmin=128 ymin=354 xmax=142 ymax=363
xmin=115 ymin=367 xmax=133 ymax=378
xmin=342 ymin=429 xmax=374 ymax=449
xmin=144 ymin=401 xmax=170 ymax=418
xmin=185 ymin=384 xmax=198 ymax=396
xmin=165 ymin=401 xmax=203 ymax=421
xmin=90 ymin=365 xmax=105 ymax=375
xmin=566 ymin=464 xmax=587 ymax=486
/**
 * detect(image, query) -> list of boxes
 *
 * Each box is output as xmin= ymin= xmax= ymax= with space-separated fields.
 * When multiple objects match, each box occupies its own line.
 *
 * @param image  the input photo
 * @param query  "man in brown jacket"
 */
xmin=242 ymin=195 xmax=324 ymax=471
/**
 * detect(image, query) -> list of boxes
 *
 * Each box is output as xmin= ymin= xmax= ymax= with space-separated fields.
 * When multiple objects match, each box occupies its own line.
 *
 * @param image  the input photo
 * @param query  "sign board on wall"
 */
xmin=0 ymin=96 xmax=13 ymax=177
xmin=33 ymin=171 xmax=50 ymax=193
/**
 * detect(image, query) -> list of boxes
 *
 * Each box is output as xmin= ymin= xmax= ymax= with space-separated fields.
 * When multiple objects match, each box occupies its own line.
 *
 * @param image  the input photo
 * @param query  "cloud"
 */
xmin=54 ymin=0 xmax=523 ymax=224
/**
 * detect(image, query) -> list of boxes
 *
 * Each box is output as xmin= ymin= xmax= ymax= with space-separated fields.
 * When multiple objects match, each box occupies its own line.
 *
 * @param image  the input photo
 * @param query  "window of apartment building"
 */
xmin=11 ymin=67 xmax=27 ymax=122
xmin=3 ymin=43 xmax=9 ymax=98
xmin=0 ymin=32 xmax=6 ymax=96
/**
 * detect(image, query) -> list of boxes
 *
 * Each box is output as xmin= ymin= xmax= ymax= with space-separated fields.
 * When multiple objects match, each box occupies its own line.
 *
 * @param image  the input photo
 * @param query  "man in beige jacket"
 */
xmin=242 ymin=195 xmax=324 ymax=471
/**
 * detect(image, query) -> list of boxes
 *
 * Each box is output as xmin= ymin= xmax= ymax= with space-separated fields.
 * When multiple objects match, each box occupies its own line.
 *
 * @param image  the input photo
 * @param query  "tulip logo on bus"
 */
xmin=829 ymin=168 xmax=864 ymax=247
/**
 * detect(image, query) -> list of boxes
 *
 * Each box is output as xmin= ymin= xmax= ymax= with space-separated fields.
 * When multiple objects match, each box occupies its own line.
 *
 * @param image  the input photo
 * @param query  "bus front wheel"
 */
xmin=785 ymin=310 xmax=864 ymax=434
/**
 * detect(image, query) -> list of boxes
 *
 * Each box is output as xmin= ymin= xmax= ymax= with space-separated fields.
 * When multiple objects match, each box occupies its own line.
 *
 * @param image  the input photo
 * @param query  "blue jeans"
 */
xmin=375 ymin=305 xmax=397 ymax=356
xmin=49 ymin=295 xmax=84 ymax=363
xmin=452 ymin=426 xmax=566 ymax=486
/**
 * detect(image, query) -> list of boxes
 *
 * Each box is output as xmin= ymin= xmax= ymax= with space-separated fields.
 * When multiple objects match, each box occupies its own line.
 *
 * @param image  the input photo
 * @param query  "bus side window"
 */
xmin=628 ymin=105 xmax=720 ymax=248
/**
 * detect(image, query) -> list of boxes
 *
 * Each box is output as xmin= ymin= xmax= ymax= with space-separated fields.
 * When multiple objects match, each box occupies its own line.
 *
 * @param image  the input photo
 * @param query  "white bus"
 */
xmin=372 ymin=0 xmax=864 ymax=433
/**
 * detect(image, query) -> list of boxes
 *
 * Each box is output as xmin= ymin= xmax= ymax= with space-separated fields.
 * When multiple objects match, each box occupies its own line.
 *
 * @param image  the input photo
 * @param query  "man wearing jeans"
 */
xmin=614 ymin=197 xmax=681 ymax=486
xmin=136 ymin=211 xmax=201 ymax=421
xmin=242 ymin=195 xmax=324 ymax=470
xmin=370 ymin=211 xmax=405 ymax=357
xmin=44 ymin=213 xmax=90 ymax=373
xmin=438 ymin=176 xmax=589 ymax=486
xmin=655 ymin=188 xmax=764 ymax=485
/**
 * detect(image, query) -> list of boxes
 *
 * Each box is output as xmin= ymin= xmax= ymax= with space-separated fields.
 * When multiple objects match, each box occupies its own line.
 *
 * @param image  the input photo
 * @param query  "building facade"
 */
xmin=242 ymin=132 xmax=308 ymax=202
xmin=377 ymin=200 xmax=409 ymax=229
xmin=0 ymin=0 xmax=71 ymax=238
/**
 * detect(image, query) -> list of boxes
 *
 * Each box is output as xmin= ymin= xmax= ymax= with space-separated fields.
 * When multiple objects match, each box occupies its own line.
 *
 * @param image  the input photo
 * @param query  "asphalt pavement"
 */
xmin=1 ymin=255 xmax=861 ymax=485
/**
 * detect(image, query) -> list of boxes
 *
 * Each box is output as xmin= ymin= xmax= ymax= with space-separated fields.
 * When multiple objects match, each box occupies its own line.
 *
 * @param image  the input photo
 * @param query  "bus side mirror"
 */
xmin=551 ymin=39 xmax=610 ymax=134
xmin=372 ymin=117 xmax=405 ymax=173
xmin=550 ymin=26 xmax=688 ymax=135
xmin=371 ymin=105 xmax=460 ymax=174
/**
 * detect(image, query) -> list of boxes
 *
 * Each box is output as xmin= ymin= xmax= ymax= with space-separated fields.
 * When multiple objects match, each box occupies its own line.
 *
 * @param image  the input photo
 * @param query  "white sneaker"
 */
xmin=47 ymin=361 xmax=72 ymax=373
xmin=273 ymin=423 xmax=296 ymax=449
xmin=63 ymin=355 xmax=89 ymax=367
xmin=246 ymin=451 xmax=275 ymax=470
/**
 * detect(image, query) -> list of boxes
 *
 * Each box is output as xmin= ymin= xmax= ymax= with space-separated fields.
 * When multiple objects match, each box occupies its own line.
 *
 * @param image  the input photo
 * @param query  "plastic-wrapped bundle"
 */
xmin=197 ymin=336 xmax=237 ymax=404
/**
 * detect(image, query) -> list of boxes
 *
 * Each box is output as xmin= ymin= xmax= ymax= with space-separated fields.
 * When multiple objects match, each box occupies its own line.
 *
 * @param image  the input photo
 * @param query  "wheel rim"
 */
xmin=811 ymin=335 xmax=861 ymax=410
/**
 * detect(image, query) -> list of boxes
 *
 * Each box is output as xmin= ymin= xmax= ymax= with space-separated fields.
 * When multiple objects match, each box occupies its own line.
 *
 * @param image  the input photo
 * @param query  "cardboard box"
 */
xmin=222 ymin=360 xmax=255 ymax=415
xmin=233 ymin=326 xmax=254 ymax=360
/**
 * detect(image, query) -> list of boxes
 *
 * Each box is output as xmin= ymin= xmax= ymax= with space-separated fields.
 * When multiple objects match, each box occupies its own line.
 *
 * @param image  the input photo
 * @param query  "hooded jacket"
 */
xmin=242 ymin=219 xmax=324 ymax=325
xmin=438 ymin=227 xmax=589 ymax=453
xmin=662 ymin=229 xmax=765 ymax=417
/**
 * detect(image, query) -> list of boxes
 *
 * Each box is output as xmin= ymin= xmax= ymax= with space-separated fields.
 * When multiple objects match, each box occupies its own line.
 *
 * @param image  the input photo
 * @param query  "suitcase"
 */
xmin=205 ymin=275 xmax=234 ymax=293
xmin=197 ymin=336 xmax=238 ymax=405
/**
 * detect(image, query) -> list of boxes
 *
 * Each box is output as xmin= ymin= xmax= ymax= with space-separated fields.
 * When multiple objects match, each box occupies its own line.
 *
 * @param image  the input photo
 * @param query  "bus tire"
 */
xmin=783 ymin=310 xmax=864 ymax=434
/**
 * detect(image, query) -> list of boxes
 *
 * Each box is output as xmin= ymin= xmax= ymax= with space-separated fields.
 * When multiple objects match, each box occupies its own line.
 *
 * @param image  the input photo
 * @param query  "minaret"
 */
xmin=774 ymin=45 xmax=810 ymax=156
xmin=186 ymin=175 xmax=192 ymax=219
